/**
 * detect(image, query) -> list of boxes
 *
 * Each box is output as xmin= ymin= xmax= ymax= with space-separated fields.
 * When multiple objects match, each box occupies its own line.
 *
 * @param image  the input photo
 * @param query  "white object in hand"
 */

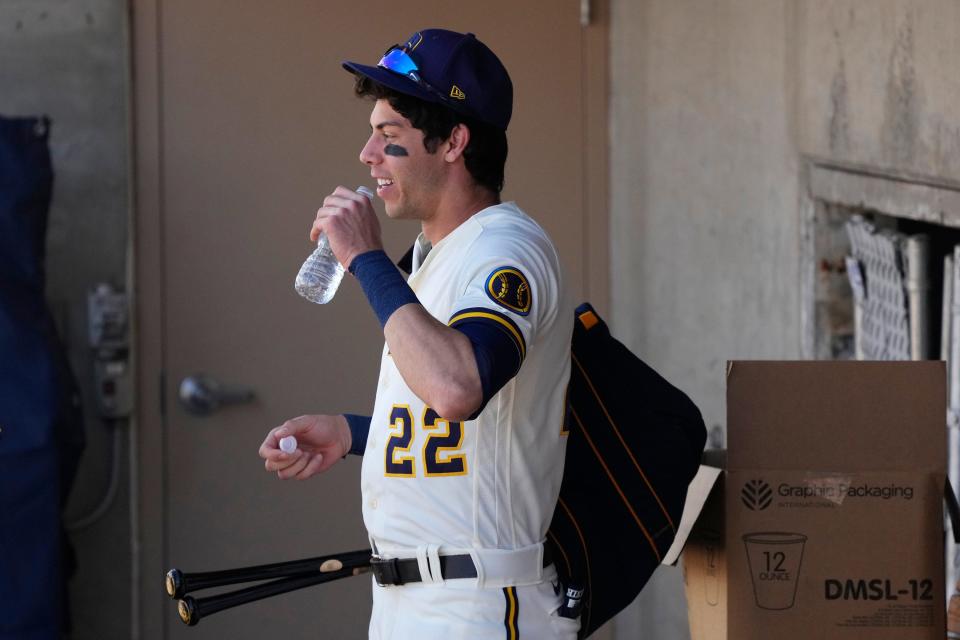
xmin=294 ymin=186 xmax=375 ymax=304
xmin=279 ymin=435 xmax=298 ymax=454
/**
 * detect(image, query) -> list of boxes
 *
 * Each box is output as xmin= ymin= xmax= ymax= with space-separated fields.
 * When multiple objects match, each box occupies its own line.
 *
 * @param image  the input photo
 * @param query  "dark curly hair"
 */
xmin=354 ymin=76 xmax=508 ymax=194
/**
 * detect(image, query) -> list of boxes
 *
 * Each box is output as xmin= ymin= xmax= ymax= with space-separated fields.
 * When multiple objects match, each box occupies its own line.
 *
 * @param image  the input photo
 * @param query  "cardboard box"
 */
xmin=683 ymin=361 xmax=947 ymax=640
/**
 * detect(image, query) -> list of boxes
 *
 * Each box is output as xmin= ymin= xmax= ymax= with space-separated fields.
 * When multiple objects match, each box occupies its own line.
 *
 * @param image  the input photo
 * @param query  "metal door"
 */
xmin=134 ymin=2 xmax=607 ymax=638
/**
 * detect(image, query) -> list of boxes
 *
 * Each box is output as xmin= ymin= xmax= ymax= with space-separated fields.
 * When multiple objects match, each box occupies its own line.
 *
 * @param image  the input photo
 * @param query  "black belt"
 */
xmin=371 ymin=545 xmax=554 ymax=587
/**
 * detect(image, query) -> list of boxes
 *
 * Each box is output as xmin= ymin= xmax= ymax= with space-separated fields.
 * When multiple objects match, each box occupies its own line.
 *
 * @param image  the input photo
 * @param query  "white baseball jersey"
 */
xmin=360 ymin=201 xmax=573 ymax=562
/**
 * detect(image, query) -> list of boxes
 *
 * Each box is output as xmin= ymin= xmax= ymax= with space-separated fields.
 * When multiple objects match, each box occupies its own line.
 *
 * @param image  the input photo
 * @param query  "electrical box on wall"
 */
xmin=87 ymin=283 xmax=132 ymax=419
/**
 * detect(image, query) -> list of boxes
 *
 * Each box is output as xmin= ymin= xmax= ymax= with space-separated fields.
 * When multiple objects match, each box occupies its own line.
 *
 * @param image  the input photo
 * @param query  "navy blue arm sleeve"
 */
xmin=450 ymin=314 xmax=525 ymax=419
xmin=348 ymin=250 xmax=419 ymax=328
xmin=343 ymin=413 xmax=371 ymax=456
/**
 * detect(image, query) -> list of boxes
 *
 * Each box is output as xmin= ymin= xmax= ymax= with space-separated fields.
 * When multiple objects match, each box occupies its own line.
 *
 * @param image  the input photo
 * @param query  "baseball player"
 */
xmin=259 ymin=29 xmax=575 ymax=639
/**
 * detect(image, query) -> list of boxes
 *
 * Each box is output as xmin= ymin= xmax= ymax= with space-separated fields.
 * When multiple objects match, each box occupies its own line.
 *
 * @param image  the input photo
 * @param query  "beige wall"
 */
xmin=609 ymin=1 xmax=960 ymax=637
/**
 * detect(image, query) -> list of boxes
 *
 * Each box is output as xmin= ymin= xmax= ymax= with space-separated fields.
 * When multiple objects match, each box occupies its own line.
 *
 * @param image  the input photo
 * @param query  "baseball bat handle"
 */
xmin=177 ymin=566 xmax=370 ymax=626
xmin=165 ymin=548 xmax=372 ymax=599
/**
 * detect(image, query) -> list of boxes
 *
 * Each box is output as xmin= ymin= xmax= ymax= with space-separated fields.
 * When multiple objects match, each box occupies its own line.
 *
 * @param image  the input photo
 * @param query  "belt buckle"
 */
xmin=370 ymin=555 xmax=402 ymax=586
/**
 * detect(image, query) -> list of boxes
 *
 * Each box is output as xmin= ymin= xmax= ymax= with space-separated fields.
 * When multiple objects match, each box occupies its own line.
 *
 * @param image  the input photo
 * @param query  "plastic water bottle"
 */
xmin=294 ymin=186 xmax=374 ymax=304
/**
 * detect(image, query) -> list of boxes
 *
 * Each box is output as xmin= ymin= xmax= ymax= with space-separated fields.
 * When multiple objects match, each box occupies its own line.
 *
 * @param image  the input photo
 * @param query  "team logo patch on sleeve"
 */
xmin=485 ymin=267 xmax=531 ymax=315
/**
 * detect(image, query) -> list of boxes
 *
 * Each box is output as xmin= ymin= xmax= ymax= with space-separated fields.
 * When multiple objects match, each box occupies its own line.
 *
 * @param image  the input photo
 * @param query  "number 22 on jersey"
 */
xmin=385 ymin=405 xmax=467 ymax=477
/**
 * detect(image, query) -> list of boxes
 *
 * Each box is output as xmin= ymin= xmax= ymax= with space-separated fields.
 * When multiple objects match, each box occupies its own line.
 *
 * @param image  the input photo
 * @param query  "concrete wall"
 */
xmin=609 ymin=0 xmax=960 ymax=638
xmin=0 ymin=1 xmax=131 ymax=638
xmin=800 ymin=0 xmax=960 ymax=180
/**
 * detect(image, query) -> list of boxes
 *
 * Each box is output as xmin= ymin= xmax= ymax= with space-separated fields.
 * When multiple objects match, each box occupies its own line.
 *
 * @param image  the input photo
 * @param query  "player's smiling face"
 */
xmin=359 ymin=99 xmax=445 ymax=222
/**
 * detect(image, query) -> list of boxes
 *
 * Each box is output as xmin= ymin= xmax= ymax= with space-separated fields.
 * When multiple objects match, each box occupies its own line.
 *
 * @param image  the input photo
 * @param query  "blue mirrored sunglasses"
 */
xmin=377 ymin=46 xmax=454 ymax=105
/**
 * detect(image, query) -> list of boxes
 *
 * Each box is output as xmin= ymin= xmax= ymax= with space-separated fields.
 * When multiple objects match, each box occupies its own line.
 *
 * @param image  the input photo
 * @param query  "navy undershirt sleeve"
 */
xmin=343 ymin=413 xmax=371 ymax=456
xmin=452 ymin=319 xmax=524 ymax=419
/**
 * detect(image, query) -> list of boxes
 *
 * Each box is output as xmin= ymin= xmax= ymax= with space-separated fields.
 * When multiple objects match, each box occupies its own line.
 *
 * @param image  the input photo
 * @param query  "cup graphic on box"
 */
xmin=742 ymin=532 xmax=807 ymax=610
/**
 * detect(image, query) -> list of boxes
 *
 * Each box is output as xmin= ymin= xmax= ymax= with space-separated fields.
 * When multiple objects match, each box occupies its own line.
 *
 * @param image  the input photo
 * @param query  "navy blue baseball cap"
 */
xmin=343 ymin=29 xmax=513 ymax=131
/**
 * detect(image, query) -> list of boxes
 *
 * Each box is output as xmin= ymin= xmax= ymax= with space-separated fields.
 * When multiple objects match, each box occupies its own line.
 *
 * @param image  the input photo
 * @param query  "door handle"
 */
xmin=178 ymin=374 xmax=255 ymax=416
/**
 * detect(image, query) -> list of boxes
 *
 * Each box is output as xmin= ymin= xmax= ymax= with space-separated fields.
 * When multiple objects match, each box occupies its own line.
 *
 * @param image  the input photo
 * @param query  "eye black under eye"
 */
xmin=384 ymin=143 xmax=409 ymax=157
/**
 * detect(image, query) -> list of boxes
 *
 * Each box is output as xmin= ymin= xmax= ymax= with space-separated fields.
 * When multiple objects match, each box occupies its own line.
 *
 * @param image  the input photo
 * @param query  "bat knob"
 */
xmin=178 ymin=596 xmax=201 ymax=626
xmin=165 ymin=569 xmax=184 ymax=598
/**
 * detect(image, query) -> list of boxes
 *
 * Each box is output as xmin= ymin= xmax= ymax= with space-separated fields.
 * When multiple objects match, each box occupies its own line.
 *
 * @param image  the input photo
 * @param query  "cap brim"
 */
xmin=342 ymin=61 xmax=447 ymax=108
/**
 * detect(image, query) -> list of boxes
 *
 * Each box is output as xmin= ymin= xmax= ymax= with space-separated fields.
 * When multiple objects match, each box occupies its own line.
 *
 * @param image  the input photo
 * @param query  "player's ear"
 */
xmin=443 ymin=123 xmax=470 ymax=163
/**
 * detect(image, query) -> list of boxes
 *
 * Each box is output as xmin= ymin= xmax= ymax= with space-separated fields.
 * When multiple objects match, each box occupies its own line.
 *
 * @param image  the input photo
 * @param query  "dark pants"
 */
xmin=0 ymin=114 xmax=84 ymax=639
xmin=0 ymin=447 xmax=63 ymax=639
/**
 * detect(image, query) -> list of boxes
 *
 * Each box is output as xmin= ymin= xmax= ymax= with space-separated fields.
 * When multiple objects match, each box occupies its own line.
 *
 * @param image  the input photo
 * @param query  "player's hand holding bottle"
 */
xmin=259 ymin=414 xmax=352 ymax=480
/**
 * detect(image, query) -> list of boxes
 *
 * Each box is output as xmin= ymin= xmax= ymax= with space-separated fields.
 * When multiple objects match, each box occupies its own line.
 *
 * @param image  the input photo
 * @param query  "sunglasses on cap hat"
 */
xmin=343 ymin=28 xmax=512 ymax=130
xmin=377 ymin=45 xmax=459 ymax=109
